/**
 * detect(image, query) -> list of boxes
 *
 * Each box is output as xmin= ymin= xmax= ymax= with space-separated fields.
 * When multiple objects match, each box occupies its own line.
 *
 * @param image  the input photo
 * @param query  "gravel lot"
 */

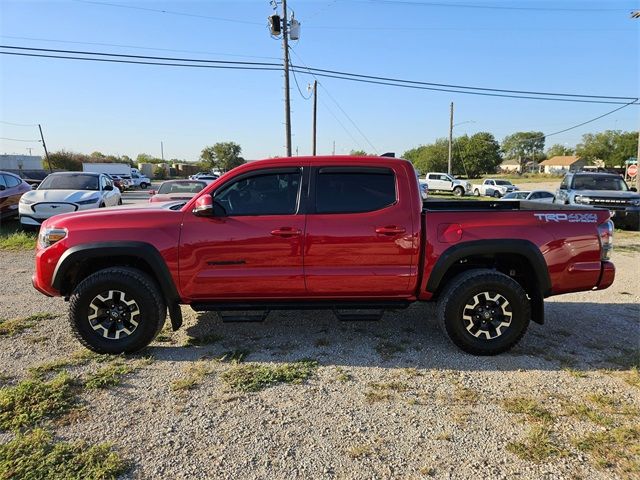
xmin=0 ymin=225 xmax=638 ymax=479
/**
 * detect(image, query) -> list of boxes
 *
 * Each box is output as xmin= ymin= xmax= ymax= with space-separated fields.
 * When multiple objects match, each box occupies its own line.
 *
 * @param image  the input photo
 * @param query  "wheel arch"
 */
xmin=52 ymin=242 xmax=183 ymax=329
xmin=426 ymin=239 xmax=550 ymax=324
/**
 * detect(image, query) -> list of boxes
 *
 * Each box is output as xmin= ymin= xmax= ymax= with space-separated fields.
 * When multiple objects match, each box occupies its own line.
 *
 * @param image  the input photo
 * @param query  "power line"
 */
xmin=0 ymin=137 xmax=41 ymax=142
xmin=0 ymin=35 xmax=281 ymax=61
xmin=356 ymin=0 xmax=634 ymax=12
xmin=0 ymin=52 xmax=281 ymax=72
xmin=72 ymin=0 xmax=264 ymax=25
xmin=0 ymin=120 xmax=38 ymax=127
xmin=290 ymin=66 xmax=313 ymax=100
xmin=2 ymin=45 xmax=634 ymax=104
xmin=290 ymin=47 xmax=379 ymax=154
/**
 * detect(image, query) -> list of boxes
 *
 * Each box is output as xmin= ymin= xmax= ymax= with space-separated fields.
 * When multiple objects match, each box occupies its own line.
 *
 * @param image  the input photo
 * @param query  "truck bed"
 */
xmin=422 ymin=200 xmax=598 ymax=212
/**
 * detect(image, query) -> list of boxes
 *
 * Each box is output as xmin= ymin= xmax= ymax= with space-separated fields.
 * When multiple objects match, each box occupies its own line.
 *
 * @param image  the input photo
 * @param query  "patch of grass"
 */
xmin=502 ymin=397 xmax=555 ymax=422
xmin=347 ymin=438 xmax=383 ymax=459
xmin=368 ymin=381 xmax=409 ymax=392
xmin=0 ymin=313 xmax=57 ymax=337
xmin=0 ymin=373 xmax=76 ymax=432
xmin=402 ymin=367 xmax=422 ymax=379
xmin=183 ymin=333 xmax=223 ymax=347
xmin=0 ymin=231 xmax=36 ymax=250
xmin=334 ymin=367 xmax=352 ymax=383
xmin=563 ymin=367 xmax=588 ymax=379
xmin=170 ymin=362 xmax=213 ymax=391
xmin=364 ymin=381 xmax=409 ymax=403
xmin=0 ymin=428 xmax=128 ymax=479
xmin=454 ymin=384 xmax=479 ymax=405
xmin=375 ymin=340 xmax=405 ymax=360
xmin=506 ymin=424 xmax=567 ymax=462
xmin=564 ymin=402 xmax=613 ymax=427
xmin=621 ymin=367 xmax=640 ymax=388
xmin=84 ymin=361 xmax=135 ymax=390
xmin=573 ymin=426 xmax=640 ymax=474
xmin=221 ymin=360 xmax=318 ymax=392
xmin=364 ymin=390 xmax=393 ymax=403
xmin=616 ymin=243 xmax=640 ymax=254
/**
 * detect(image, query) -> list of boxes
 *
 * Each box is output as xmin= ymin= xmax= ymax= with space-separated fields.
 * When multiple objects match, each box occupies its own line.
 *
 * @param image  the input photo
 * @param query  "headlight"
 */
xmin=20 ymin=197 xmax=35 ymax=205
xmin=38 ymin=227 xmax=67 ymax=248
xmin=76 ymin=197 xmax=100 ymax=205
xmin=574 ymin=195 xmax=592 ymax=205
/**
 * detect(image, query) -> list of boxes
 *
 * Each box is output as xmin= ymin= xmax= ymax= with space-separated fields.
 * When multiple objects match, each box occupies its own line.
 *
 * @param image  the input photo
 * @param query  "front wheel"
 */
xmin=68 ymin=267 xmax=166 ymax=354
xmin=139 ymin=182 xmax=148 ymax=189
xmin=493 ymin=190 xmax=501 ymax=198
xmin=436 ymin=269 xmax=530 ymax=355
xmin=453 ymin=186 xmax=464 ymax=197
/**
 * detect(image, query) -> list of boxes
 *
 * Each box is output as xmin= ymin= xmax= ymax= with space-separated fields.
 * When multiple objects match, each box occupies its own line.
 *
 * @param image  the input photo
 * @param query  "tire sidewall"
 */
xmin=443 ymin=276 xmax=529 ymax=355
xmin=70 ymin=271 xmax=162 ymax=354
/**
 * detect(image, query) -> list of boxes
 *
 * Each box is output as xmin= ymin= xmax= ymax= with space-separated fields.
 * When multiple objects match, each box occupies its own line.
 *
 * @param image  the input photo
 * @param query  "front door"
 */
xmin=179 ymin=167 xmax=306 ymax=300
xmin=304 ymin=166 xmax=416 ymax=297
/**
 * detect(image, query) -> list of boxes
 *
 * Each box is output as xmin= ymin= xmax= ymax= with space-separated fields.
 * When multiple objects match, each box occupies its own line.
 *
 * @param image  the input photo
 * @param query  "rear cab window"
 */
xmin=314 ymin=167 xmax=396 ymax=214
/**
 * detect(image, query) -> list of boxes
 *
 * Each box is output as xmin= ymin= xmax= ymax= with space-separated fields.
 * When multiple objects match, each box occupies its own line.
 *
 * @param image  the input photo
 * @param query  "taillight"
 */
xmin=597 ymin=220 xmax=614 ymax=261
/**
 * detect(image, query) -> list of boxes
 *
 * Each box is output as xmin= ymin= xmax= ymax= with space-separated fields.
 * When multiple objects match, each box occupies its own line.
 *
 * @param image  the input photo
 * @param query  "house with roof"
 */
xmin=538 ymin=155 xmax=588 ymax=174
xmin=498 ymin=158 xmax=521 ymax=173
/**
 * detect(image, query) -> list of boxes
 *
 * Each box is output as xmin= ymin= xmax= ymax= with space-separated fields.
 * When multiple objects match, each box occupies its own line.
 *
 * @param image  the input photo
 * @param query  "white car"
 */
xmin=19 ymin=172 xmax=121 ymax=229
xmin=424 ymin=172 xmax=471 ymax=196
xmin=499 ymin=190 xmax=555 ymax=203
xmin=472 ymin=179 xmax=519 ymax=198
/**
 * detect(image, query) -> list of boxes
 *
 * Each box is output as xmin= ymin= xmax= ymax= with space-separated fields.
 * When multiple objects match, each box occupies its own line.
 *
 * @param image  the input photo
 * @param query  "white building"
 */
xmin=0 ymin=154 xmax=43 ymax=170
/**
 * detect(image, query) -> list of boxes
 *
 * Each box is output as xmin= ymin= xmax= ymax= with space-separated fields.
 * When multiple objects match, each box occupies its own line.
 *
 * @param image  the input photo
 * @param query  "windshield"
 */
xmin=39 ymin=174 xmax=99 ymax=191
xmin=157 ymin=181 xmax=206 ymax=194
xmin=494 ymin=180 xmax=513 ymax=186
xmin=571 ymin=175 xmax=628 ymax=191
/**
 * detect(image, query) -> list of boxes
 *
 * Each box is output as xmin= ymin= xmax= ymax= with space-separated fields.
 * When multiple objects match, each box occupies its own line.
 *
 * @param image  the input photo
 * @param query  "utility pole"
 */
xmin=38 ymin=124 xmax=52 ymax=173
xmin=161 ymin=141 xmax=164 ymax=161
xmin=282 ymin=0 xmax=292 ymax=157
xmin=447 ymin=102 xmax=454 ymax=175
xmin=332 ymin=140 xmax=335 ymax=155
xmin=312 ymin=80 xmax=318 ymax=156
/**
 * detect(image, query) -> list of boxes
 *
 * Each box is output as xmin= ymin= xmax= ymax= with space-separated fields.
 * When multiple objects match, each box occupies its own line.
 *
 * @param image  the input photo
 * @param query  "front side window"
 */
xmin=215 ymin=170 xmax=301 ymax=216
xmin=315 ymin=168 xmax=396 ymax=214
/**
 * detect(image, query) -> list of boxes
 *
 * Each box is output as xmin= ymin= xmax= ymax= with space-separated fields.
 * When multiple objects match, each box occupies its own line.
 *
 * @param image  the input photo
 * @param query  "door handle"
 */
xmin=270 ymin=227 xmax=302 ymax=237
xmin=375 ymin=225 xmax=406 ymax=235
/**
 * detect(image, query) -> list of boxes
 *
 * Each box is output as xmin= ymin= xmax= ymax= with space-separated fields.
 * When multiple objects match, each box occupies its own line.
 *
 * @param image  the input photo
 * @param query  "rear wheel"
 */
xmin=436 ymin=269 xmax=530 ymax=355
xmin=474 ymin=189 xmax=480 ymax=196
xmin=68 ymin=267 xmax=166 ymax=354
xmin=139 ymin=182 xmax=148 ymax=189
xmin=493 ymin=190 xmax=501 ymax=198
xmin=453 ymin=186 xmax=464 ymax=197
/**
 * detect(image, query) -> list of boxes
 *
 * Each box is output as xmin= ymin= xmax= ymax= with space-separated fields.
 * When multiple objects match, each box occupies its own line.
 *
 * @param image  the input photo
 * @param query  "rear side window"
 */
xmin=315 ymin=168 xmax=396 ymax=214
xmin=2 ymin=174 xmax=20 ymax=188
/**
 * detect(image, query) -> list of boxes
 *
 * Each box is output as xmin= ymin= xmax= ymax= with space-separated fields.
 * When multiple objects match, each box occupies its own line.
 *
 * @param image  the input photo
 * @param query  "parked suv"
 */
xmin=424 ymin=172 xmax=471 ymax=196
xmin=555 ymin=172 xmax=640 ymax=230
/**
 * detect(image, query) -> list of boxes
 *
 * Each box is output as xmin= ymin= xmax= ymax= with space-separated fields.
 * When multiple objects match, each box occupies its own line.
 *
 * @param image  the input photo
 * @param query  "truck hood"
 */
xmin=570 ymin=190 xmax=640 ymax=199
xmin=42 ymin=201 xmax=184 ymax=227
xmin=23 ymin=189 xmax=102 ymax=204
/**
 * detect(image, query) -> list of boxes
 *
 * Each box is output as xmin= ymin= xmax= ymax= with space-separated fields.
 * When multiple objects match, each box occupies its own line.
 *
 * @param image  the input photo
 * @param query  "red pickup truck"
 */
xmin=32 ymin=156 xmax=615 ymax=356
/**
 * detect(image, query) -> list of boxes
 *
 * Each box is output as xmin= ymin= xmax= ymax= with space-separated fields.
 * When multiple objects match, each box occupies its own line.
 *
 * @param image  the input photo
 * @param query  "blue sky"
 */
xmin=1 ymin=0 xmax=638 ymax=161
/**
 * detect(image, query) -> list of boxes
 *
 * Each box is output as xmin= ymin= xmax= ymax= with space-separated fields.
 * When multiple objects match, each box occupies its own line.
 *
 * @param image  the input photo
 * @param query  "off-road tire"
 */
xmin=453 ymin=186 xmax=464 ymax=197
xmin=69 ymin=267 xmax=166 ymax=354
xmin=436 ymin=269 xmax=530 ymax=355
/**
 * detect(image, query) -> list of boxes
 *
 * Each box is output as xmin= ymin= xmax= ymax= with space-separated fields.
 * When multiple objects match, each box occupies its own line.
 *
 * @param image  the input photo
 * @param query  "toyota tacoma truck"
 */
xmin=473 ymin=179 xmax=519 ymax=198
xmin=32 ymin=156 xmax=616 ymax=356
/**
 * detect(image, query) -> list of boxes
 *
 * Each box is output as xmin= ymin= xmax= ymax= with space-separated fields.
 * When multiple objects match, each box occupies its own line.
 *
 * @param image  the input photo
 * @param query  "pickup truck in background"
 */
xmin=83 ymin=163 xmax=151 ymax=189
xmin=473 ymin=179 xmax=519 ymax=198
xmin=424 ymin=172 xmax=471 ymax=196
xmin=32 ymin=156 xmax=615 ymax=356
xmin=555 ymin=172 xmax=640 ymax=230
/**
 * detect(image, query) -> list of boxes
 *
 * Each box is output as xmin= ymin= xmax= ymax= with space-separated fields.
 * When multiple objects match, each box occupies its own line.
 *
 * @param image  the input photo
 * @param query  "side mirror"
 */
xmin=104 ymin=185 xmax=114 ymax=191
xmin=631 ymin=187 xmax=637 ymax=192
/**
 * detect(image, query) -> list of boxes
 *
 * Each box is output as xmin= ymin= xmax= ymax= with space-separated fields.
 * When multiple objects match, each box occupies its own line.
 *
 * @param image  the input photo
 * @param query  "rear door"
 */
xmin=304 ymin=165 xmax=416 ymax=296
xmin=179 ymin=167 xmax=306 ymax=299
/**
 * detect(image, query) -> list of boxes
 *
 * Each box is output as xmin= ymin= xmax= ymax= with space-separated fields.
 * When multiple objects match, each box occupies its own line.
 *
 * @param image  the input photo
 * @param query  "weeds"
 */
xmin=84 ymin=361 xmax=135 ymax=390
xmin=222 ymin=360 xmax=318 ymax=392
xmin=563 ymin=367 xmax=587 ymax=379
xmin=573 ymin=426 xmax=640 ymax=474
xmin=0 ymin=428 xmax=128 ymax=479
xmin=0 ymin=313 xmax=57 ymax=337
xmin=0 ymin=231 xmax=36 ymax=250
xmin=183 ymin=333 xmax=223 ymax=347
xmin=502 ymin=397 xmax=555 ymax=423
xmin=334 ymin=366 xmax=352 ymax=383
xmin=0 ymin=373 xmax=76 ymax=432
xmin=506 ymin=424 xmax=567 ymax=462
xmin=171 ymin=362 xmax=214 ymax=391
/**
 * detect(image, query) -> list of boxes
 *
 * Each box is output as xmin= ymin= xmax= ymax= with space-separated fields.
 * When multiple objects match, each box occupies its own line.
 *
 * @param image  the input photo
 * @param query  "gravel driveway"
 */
xmin=0 ymin=234 xmax=638 ymax=479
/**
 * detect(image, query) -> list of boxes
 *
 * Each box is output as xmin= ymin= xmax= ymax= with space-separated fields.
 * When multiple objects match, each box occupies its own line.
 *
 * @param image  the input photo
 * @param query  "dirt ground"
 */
xmin=0 ymin=231 xmax=638 ymax=479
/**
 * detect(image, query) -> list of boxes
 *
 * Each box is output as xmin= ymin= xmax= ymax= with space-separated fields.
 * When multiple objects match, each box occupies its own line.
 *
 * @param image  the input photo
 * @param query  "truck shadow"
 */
xmin=145 ymin=301 xmax=639 ymax=373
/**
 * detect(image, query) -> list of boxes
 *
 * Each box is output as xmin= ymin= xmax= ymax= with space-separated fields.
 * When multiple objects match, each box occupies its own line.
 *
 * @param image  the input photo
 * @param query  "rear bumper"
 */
xmin=596 ymin=261 xmax=615 ymax=290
